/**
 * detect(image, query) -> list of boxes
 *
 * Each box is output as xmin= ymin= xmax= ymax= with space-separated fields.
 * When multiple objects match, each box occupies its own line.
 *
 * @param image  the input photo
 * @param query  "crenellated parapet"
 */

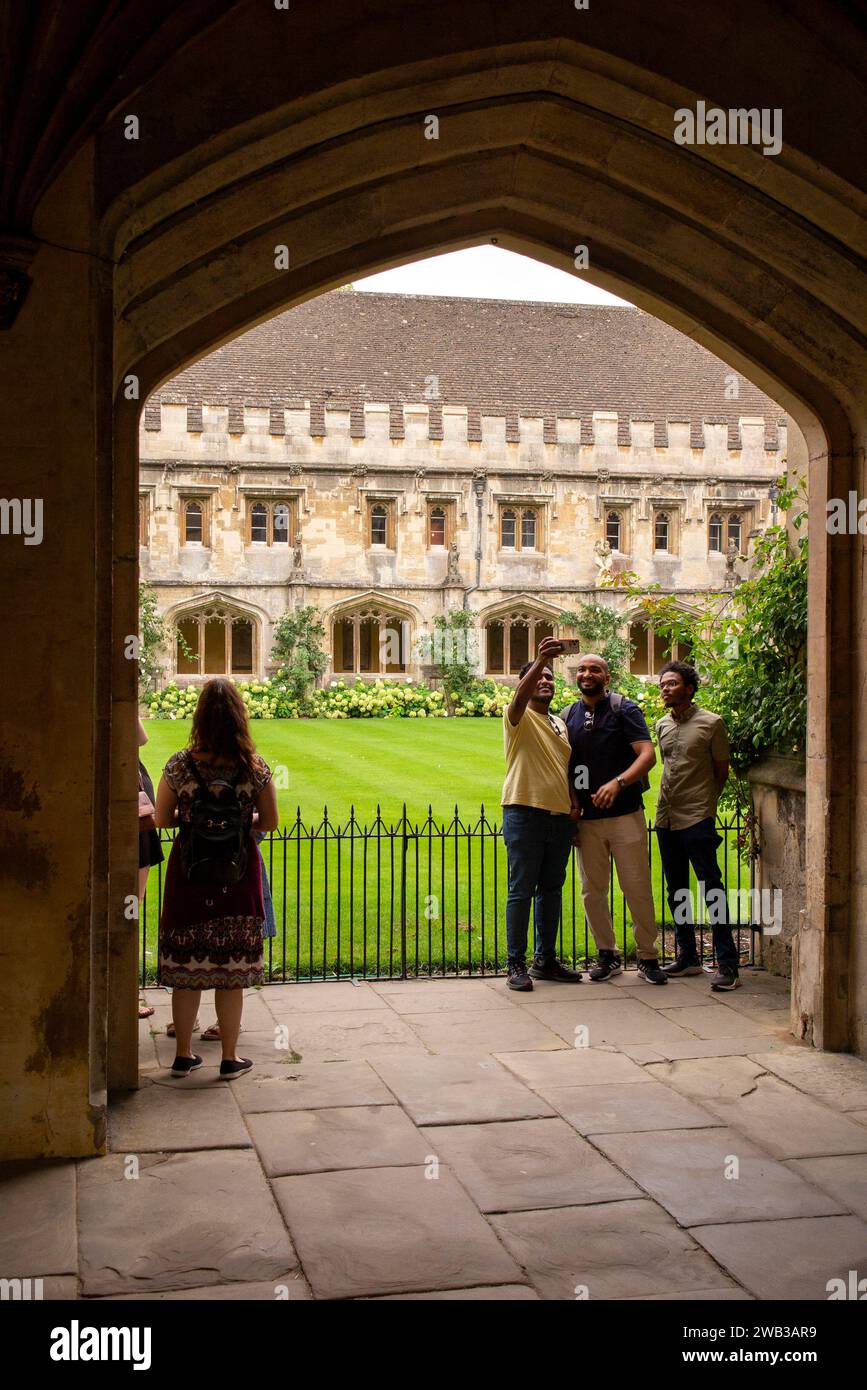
xmin=140 ymin=401 xmax=785 ymax=471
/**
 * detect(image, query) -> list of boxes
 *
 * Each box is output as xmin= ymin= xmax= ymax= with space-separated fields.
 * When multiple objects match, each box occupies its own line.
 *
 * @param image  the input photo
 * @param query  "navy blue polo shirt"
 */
xmin=562 ymin=695 xmax=652 ymax=820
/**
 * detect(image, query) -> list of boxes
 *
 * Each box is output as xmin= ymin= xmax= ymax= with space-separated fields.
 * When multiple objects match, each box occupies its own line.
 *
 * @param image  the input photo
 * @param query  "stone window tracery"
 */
xmin=485 ymin=611 xmax=554 ymax=675
xmin=175 ymin=604 xmax=256 ymax=676
xmin=332 ymin=604 xmax=410 ymax=674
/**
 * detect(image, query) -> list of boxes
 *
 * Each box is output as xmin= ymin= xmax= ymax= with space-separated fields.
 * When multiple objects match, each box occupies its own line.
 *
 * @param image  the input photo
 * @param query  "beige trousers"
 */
xmin=576 ymin=809 xmax=659 ymax=959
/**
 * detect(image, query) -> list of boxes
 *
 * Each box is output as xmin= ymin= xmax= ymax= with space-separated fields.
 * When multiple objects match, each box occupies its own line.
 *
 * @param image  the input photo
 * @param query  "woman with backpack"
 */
xmin=154 ymin=678 xmax=279 ymax=1080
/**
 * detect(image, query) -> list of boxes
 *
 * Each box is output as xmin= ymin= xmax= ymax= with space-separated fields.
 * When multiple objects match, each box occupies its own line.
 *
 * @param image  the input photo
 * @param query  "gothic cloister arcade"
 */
xmin=1 ymin=0 xmax=864 ymax=1158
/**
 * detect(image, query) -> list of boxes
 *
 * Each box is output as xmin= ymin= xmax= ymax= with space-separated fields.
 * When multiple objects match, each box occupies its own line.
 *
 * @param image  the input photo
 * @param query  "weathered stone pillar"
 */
xmin=796 ymin=434 xmax=860 ymax=1052
xmin=0 ymin=146 xmax=120 ymax=1157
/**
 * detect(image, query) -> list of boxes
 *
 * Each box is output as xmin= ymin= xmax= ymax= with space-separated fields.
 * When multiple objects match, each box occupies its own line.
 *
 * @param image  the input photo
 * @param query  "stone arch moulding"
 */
xmin=99 ymin=13 xmax=864 ymax=1088
xmin=478 ymin=594 xmax=565 ymax=626
xmin=326 ymin=590 xmax=424 ymax=628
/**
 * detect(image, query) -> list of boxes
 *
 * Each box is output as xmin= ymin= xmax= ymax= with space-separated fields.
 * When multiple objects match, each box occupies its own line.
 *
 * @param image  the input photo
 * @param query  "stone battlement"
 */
xmin=141 ymin=403 xmax=785 ymax=467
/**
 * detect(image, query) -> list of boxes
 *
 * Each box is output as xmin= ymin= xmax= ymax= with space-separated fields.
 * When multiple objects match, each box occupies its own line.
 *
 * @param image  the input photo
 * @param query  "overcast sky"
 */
xmin=355 ymin=246 xmax=632 ymax=305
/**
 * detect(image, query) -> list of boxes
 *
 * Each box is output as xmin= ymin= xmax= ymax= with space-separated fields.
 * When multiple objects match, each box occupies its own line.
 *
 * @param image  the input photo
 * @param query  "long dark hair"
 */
xmin=188 ymin=679 xmax=259 ymax=778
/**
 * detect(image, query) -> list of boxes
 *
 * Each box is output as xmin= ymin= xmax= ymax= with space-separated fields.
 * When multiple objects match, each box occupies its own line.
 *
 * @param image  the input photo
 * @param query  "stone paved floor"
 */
xmin=4 ymin=970 xmax=867 ymax=1301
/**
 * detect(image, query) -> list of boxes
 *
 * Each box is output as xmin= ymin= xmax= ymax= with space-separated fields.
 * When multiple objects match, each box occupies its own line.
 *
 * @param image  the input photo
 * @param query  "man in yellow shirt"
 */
xmin=501 ymin=635 xmax=583 ymax=991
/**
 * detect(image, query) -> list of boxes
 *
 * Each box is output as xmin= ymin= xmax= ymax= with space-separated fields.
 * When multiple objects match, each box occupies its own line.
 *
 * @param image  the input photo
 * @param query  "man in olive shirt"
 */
xmin=655 ymin=661 xmax=740 ymax=990
xmin=501 ymin=636 xmax=582 ymax=991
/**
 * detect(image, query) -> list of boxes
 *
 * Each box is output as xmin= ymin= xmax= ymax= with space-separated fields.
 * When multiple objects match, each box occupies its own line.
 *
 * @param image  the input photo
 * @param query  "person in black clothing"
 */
xmin=561 ymin=654 xmax=667 ymax=984
xmin=138 ymin=716 xmax=164 ymax=1019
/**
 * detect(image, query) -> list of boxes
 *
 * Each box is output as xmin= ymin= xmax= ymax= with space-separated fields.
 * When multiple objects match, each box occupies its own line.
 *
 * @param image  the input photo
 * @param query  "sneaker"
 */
xmin=710 ymin=965 xmax=741 ymax=991
xmin=663 ymin=954 xmax=702 ymax=977
xmin=506 ymin=962 xmax=533 ymax=991
xmin=637 ymin=958 xmax=669 ymax=986
xmin=170 ymin=1053 xmax=203 ymax=1077
xmin=529 ymin=957 xmax=583 ymax=983
xmin=588 ymin=951 xmax=623 ymax=982
xmin=219 ymin=1057 xmax=254 ymax=1080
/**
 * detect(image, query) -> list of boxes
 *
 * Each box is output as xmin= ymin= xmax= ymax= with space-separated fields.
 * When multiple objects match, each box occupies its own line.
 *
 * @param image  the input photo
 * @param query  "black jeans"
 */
xmin=656 ymin=817 xmax=739 ymax=971
xmin=502 ymin=805 xmax=575 ymax=965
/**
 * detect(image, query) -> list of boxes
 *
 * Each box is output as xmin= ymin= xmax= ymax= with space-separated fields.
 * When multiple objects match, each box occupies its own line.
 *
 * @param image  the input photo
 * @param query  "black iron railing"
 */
xmin=140 ymin=807 xmax=758 ymax=985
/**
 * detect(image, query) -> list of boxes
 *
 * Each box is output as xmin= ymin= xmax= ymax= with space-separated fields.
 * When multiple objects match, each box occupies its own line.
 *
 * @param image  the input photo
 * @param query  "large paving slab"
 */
xmin=592 ymin=1127 xmax=845 ymax=1226
xmin=647 ymin=1055 xmax=777 ymax=1102
xmin=234 ymin=1060 xmax=395 ymax=1114
xmin=77 ymin=1150 xmax=297 ymax=1296
xmin=247 ymin=1104 xmax=429 ymax=1176
xmin=545 ymin=1080 xmax=717 ymax=1135
xmin=788 ymin=1155 xmax=867 ymax=1223
xmin=272 ymin=1166 xmax=523 ymax=1298
xmin=491 ymin=1199 xmax=738 ymax=1300
xmin=692 ymin=1216 xmax=867 ymax=1300
xmin=649 ymin=1067 xmax=867 ymax=1160
xmin=402 ymin=1009 xmax=566 ymax=1055
xmin=646 ymin=1035 xmax=799 ymax=1060
xmin=625 ymin=1288 xmax=753 ymax=1301
xmin=371 ymin=1284 xmax=540 ymax=1300
xmin=271 ymin=1010 xmax=429 ymax=1060
xmin=103 ymin=1275 xmax=311 ymax=1300
xmin=370 ymin=1054 xmax=555 ymax=1125
xmin=0 ymin=1161 xmax=77 ymax=1277
xmin=377 ymin=983 xmax=514 ymax=1014
xmin=108 ymin=1077 xmax=251 ymax=1152
xmin=496 ymin=1047 xmax=647 ymax=1089
xmin=749 ymin=1049 xmax=867 ymax=1112
xmin=422 ymin=1117 xmax=640 ymax=1212
xmin=657 ymin=1004 xmax=783 ymax=1040
xmin=519 ymin=998 xmax=699 ymax=1047
xmin=263 ymin=981 xmax=385 ymax=1012
xmin=714 ymin=990 xmax=790 ymax=1019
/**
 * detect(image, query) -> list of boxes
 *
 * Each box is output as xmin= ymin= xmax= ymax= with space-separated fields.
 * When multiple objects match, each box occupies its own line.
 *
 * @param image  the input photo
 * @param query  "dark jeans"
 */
xmin=502 ymin=805 xmax=575 ymax=965
xmin=656 ymin=817 xmax=739 ymax=970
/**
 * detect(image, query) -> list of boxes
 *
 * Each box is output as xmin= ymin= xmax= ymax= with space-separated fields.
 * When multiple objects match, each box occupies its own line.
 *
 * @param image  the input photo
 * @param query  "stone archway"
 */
xmin=2 ymin=0 xmax=864 ymax=1157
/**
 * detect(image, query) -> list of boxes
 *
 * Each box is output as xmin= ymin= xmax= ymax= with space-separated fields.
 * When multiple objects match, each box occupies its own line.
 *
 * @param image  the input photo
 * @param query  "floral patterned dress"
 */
xmin=158 ymin=749 xmax=271 ymax=989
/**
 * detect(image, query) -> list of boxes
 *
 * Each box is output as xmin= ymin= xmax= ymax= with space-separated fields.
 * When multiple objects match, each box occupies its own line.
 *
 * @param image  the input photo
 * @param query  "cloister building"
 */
xmin=140 ymin=290 xmax=789 ymax=685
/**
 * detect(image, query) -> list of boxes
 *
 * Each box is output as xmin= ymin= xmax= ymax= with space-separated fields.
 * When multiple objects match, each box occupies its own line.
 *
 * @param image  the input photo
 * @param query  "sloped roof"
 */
xmin=151 ymin=290 xmax=785 ymax=447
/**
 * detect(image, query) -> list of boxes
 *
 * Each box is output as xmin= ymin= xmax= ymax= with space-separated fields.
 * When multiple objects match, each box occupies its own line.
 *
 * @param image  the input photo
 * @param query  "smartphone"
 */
xmin=558 ymin=639 xmax=581 ymax=655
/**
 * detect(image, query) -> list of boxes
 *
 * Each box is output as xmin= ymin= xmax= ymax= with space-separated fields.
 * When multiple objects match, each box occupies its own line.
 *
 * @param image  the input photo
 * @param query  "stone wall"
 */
xmin=140 ymin=404 xmax=782 ymax=683
xmin=748 ymin=756 xmax=807 ymax=982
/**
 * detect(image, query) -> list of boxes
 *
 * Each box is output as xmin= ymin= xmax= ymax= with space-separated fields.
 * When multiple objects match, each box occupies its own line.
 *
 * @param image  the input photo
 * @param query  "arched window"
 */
xmin=654 ymin=512 xmax=670 ymax=551
xmin=485 ymin=613 xmax=554 ymax=674
xmin=429 ymin=506 xmax=446 ymax=547
xmin=273 ymin=504 xmax=290 ymax=545
xmin=370 ymin=505 xmax=388 ymax=546
xmin=630 ymin=615 xmax=693 ymax=677
xmin=606 ymin=511 xmax=622 ymax=551
xmin=727 ymin=513 xmax=742 ymax=550
xmin=250 ymin=503 xmax=268 ymax=543
xmin=501 ymin=508 xmax=517 ymax=548
xmin=332 ymin=606 xmax=409 ymax=674
xmin=174 ymin=606 xmax=258 ymax=677
xmin=708 ymin=513 xmax=724 ymax=551
xmin=183 ymin=500 xmax=203 ymax=544
xmin=521 ymin=509 xmax=537 ymax=550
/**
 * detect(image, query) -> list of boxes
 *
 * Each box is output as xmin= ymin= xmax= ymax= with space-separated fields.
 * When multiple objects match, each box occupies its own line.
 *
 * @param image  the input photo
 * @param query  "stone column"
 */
xmin=0 ymin=147 xmax=118 ymax=1157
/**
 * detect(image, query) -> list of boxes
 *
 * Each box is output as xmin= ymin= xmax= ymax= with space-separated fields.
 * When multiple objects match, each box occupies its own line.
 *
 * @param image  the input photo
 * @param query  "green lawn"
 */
xmin=139 ymin=720 xmax=752 ymax=981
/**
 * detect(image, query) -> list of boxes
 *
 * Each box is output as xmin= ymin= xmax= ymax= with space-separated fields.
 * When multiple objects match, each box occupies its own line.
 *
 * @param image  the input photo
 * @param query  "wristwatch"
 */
xmin=616 ymin=775 xmax=627 ymax=790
